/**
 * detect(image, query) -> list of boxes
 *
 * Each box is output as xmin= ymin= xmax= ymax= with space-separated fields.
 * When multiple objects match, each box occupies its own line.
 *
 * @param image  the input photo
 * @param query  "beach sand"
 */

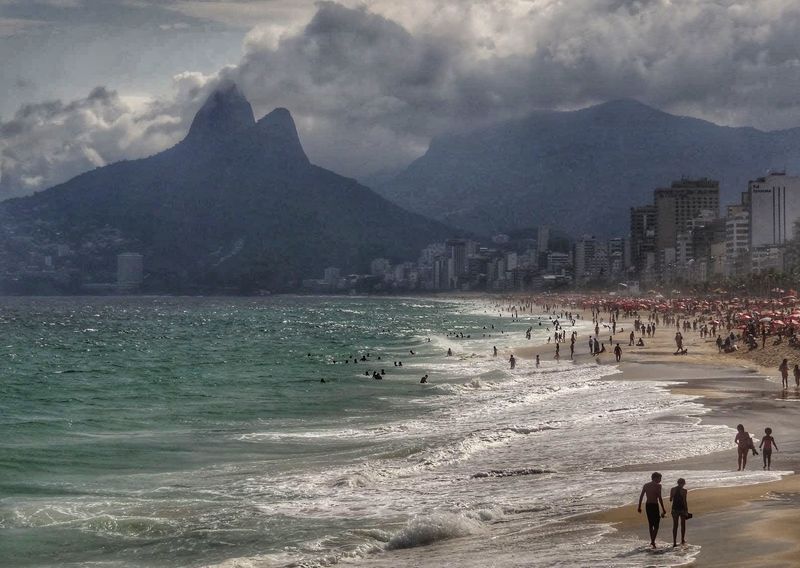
xmin=514 ymin=305 xmax=800 ymax=567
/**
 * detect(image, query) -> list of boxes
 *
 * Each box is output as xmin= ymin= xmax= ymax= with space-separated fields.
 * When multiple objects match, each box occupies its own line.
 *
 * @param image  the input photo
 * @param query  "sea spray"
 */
xmin=386 ymin=512 xmax=485 ymax=550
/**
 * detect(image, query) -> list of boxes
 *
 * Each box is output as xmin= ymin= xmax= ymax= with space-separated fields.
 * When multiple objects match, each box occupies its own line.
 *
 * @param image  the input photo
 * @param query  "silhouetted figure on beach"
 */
xmin=614 ymin=343 xmax=622 ymax=362
xmin=735 ymin=424 xmax=756 ymax=470
xmin=779 ymin=358 xmax=789 ymax=389
xmin=759 ymin=427 xmax=778 ymax=470
xmin=638 ymin=472 xmax=666 ymax=548
xmin=509 ymin=354 xmax=516 ymax=369
xmin=669 ymin=478 xmax=689 ymax=547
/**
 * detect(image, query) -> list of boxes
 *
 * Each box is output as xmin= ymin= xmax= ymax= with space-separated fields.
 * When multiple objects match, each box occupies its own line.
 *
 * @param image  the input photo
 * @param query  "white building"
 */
xmin=725 ymin=204 xmax=750 ymax=276
xmin=573 ymin=235 xmax=595 ymax=281
xmin=751 ymin=246 xmax=784 ymax=273
xmin=749 ymin=173 xmax=800 ymax=248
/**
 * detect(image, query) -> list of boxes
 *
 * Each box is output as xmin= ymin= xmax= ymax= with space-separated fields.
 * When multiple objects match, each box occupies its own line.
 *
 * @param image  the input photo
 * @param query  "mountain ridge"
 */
xmin=0 ymin=84 xmax=455 ymax=293
xmin=375 ymin=99 xmax=800 ymax=235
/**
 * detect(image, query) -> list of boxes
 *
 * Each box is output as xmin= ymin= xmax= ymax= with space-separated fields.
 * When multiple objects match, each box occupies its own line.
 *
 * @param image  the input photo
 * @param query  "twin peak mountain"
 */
xmin=4 ymin=83 xmax=451 ymax=292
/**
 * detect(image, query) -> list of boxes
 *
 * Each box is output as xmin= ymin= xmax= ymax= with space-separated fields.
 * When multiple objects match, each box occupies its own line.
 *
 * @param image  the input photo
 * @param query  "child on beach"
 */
xmin=759 ymin=428 xmax=779 ymax=470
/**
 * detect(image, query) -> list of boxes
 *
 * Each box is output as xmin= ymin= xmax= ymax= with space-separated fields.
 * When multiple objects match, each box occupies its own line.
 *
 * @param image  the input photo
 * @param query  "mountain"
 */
xmin=0 ymin=83 xmax=454 ymax=293
xmin=374 ymin=99 xmax=800 ymax=236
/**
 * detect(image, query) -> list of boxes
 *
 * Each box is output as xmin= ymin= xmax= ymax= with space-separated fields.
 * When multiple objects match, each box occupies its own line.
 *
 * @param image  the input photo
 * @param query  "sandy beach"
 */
xmin=513 ymin=298 xmax=800 ymax=567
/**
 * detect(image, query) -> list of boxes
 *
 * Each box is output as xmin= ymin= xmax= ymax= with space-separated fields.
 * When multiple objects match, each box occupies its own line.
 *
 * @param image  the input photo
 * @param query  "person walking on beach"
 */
xmin=779 ymin=359 xmax=789 ymax=389
xmin=759 ymin=427 xmax=778 ymax=470
xmin=509 ymin=354 xmax=516 ymax=369
xmin=535 ymin=354 xmax=540 ymax=368
xmin=555 ymin=342 xmax=560 ymax=361
xmin=629 ymin=330 xmax=635 ymax=346
xmin=735 ymin=424 xmax=756 ymax=471
xmin=638 ymin=472 xmax=667 ymax=548
xmin=614 ymin=343 xmax=622 ymax=362
xmin=669 ymin=478 xmax=689 ymax=547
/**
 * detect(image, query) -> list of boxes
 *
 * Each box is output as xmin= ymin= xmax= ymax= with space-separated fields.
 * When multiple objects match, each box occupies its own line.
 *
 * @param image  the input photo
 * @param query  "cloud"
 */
xmin=6 ymin=0 xmax=800 ymax=197
xmin=0 ymin=16 xmax=46 ymax=37
xmin=0 ymin=73 xmax=220 ymax=197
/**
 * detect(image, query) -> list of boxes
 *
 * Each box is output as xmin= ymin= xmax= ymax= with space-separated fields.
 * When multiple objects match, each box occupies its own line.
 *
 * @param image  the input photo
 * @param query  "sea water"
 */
xmin=0 ymin=296 xmax=781 ymax=567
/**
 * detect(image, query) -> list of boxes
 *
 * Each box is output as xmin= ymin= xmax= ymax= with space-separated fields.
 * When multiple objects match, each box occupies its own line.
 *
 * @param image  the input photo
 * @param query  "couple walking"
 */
xmin=637 ymin=472 xmax=690 ymax=549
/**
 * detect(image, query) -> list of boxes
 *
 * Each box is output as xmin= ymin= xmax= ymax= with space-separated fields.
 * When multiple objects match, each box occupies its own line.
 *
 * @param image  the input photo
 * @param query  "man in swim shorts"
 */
xmin=637 ymin=472 xmax=667 ymax=548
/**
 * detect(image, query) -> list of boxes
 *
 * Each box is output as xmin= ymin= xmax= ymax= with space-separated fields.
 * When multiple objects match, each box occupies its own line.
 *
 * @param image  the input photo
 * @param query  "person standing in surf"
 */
xmin=637 ymin=472 xmax=667 ymax=548
xmin=779 ymin=359 xmax=789 ymax=389
xmin=759 ymin=427 xmax=778 ymax=470
xmin=735 ymin=424 xmax=755 ymax=471
xmin=669 ymin=478 xmax=689 ymax=547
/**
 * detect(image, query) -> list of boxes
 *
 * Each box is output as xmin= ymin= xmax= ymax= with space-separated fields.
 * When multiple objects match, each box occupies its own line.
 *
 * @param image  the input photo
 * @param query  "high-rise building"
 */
xmin=537 ymin=225 xmax=550 ymax=254
xmin=445 ymin=239 xmax=468 ymax=287
xmin=654 ymin=178 xmax=720 ymax=253
xmin=629 ymin=205 xmax=656 ymax=273
xmin=116 ymin=253 xmax=143 ymax=290
xmin=748 ymin=173 xmax=800 ymax=248
xmin=323 ymin=267 xmax=340 ymax=285
xmin=725 ymin=204 xmax=750 ymax=276
xmin=573 ymin=235 xmax=596 ymax=282
xmin=370 ymin=258 xmax=391 ymax=277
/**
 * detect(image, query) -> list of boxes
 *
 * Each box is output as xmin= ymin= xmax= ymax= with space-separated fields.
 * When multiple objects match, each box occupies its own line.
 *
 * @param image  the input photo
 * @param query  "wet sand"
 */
xmin=527 ymin=307 xmax=800 ymax=567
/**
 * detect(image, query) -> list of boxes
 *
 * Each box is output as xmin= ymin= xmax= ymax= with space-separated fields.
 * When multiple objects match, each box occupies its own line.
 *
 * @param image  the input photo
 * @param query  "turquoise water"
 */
xmin=1 ymin=296 xmax=780 ymax=568
xmin=0 ymin=296 xmax=532 ymax=567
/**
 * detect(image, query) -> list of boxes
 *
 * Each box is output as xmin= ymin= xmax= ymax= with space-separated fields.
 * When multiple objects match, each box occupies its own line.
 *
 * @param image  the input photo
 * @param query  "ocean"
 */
xmin=0 ymin=296 xmax=781 ymax=567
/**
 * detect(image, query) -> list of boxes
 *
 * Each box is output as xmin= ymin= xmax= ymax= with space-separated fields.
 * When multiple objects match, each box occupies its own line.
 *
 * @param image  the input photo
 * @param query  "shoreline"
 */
xmin=510 ymin=299 xmax=800 ymax=566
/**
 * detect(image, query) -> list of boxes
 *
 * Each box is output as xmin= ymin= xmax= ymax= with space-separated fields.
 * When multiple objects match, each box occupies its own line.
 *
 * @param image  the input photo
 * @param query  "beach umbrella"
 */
xmin=759 ymin=317 xmax=772 ymax=322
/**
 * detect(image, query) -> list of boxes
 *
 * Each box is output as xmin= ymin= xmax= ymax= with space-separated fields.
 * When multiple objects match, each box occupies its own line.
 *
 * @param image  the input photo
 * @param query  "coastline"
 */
xmin=512 ymin=300 xmax=800 ymax=566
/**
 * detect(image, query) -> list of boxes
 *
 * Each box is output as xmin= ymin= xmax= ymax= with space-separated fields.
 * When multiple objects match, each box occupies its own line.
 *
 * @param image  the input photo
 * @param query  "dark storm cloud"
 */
xmin=5 ymin=0 xmax=800 ymax=197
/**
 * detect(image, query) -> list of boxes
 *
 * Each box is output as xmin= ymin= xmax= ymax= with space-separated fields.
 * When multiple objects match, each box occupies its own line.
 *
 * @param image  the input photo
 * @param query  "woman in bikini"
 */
xmin=735 ymin=424 xmax=754 ymax=471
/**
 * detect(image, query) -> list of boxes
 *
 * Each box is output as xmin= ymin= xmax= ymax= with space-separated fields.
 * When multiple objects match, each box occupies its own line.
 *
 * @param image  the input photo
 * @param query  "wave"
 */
xmin=385 ymin=512 xmax=485 ymax=550
xmin=332 ymin=470 xmax=382 ymax=489
xmin=470 ymin=467 xmax=554 ymax=479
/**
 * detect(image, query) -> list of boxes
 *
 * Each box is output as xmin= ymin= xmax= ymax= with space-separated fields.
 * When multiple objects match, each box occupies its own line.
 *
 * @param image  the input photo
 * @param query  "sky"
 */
xmin=3 ymin=0 xmax=800 ymax=198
